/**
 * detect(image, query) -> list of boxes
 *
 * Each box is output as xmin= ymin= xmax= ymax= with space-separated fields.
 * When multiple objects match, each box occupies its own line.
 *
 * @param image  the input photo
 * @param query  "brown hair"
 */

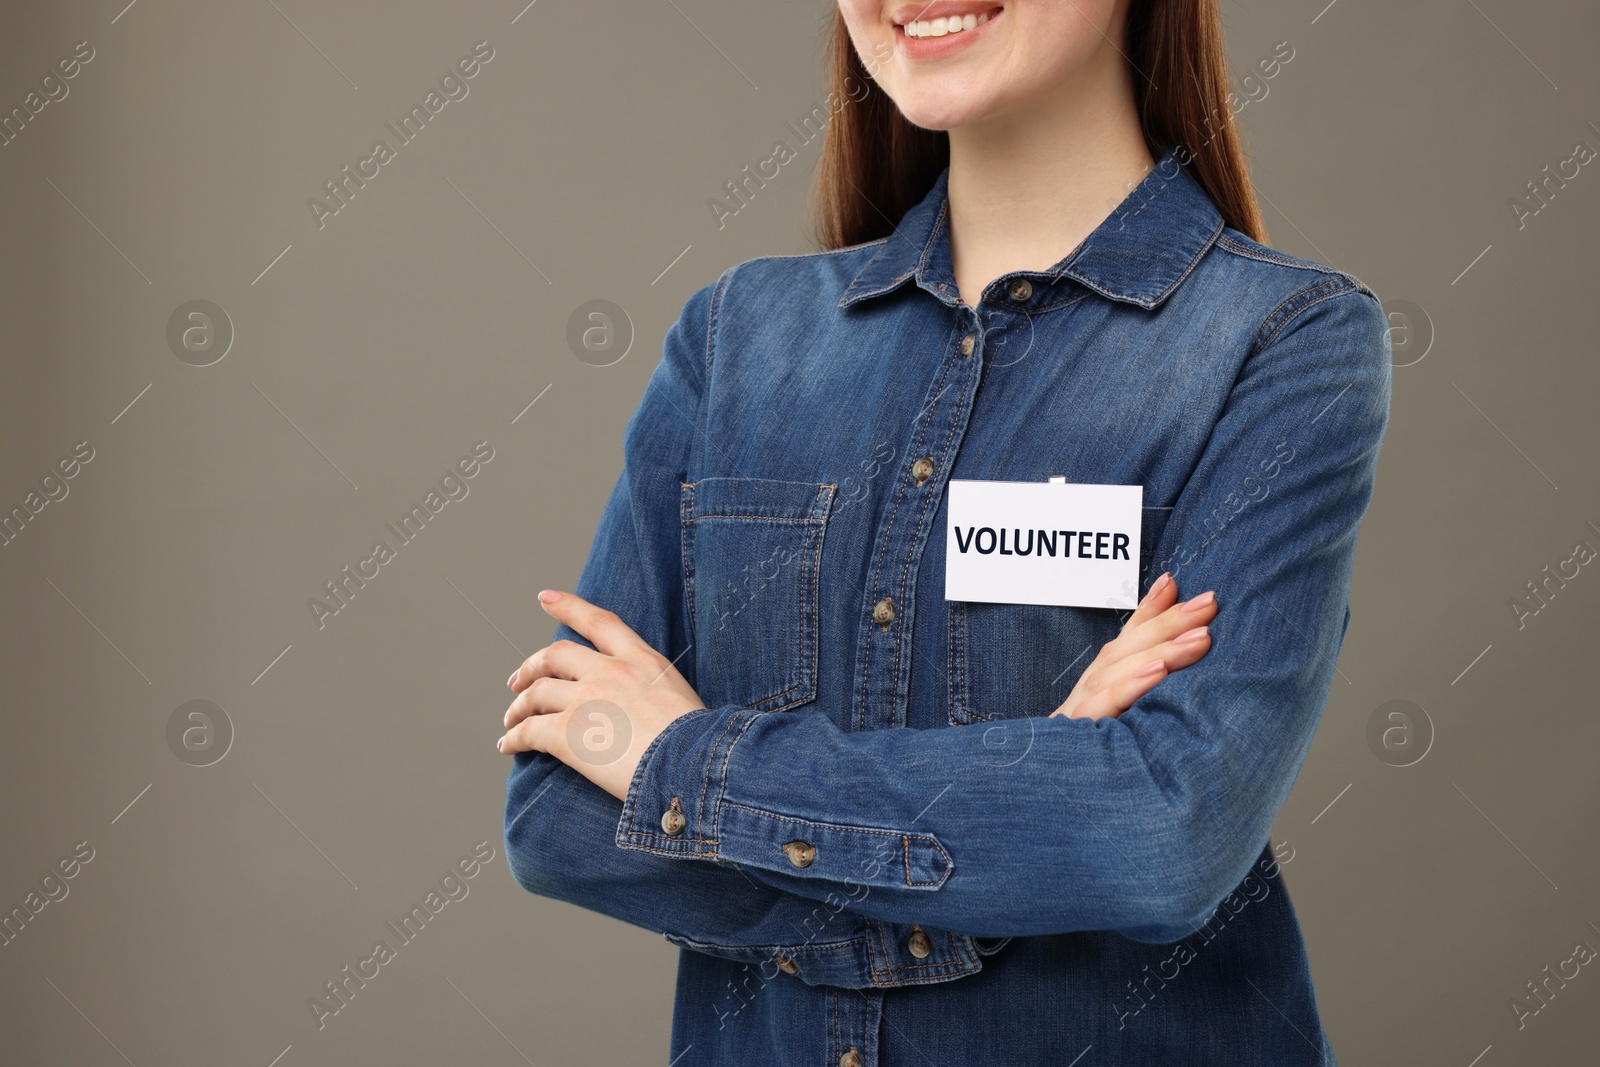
xmin=808 ymin=0 xmax=1267 ymax=250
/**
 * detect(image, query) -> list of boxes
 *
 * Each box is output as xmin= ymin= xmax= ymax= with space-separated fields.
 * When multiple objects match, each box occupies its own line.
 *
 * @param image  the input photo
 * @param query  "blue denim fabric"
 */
xmin=504 ymin=145 xmax=1389 ymax=1065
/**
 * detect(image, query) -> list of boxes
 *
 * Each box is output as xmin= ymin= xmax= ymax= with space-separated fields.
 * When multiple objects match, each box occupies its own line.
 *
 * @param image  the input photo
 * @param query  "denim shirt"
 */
xmin=504 ymin=146 xmax=1390 ymax=1066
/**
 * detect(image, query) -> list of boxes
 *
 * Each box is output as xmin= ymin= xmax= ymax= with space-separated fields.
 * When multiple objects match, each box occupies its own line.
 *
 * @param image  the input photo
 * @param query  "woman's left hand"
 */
xmin=498 ymin=589 xmax=707 ymax=801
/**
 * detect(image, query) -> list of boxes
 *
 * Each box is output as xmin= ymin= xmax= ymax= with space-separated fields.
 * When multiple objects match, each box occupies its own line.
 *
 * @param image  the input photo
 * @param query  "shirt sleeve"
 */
xmin=502 ymin=271 xmax=876 ymax=962
xmin=614 ymin=280 xmax=1393 ymax=945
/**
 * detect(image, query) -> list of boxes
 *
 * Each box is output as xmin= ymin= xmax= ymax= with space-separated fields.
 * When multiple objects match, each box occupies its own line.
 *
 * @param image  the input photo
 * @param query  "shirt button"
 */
xmin=911 ymin=456 xmax=935 ymax=485
xmin=783 ymin=840 xmax=816 ymax=868
xmin=775 ymin=954 xmax=799 ymax=975
xmin=959 ymin=331 xmax=975 ymax=356
xmin=872 ymin=597 xmax=895 ymax=625
xmin=1008 ymin=278 xmax=1033 ymax=302
xmin=908 ymin=927 xmax=932 ymax=958
xmin=660 ymin=807 xmax=686 ymax=836
xmin=840 ymin=1049 xmax=864 ymax=1067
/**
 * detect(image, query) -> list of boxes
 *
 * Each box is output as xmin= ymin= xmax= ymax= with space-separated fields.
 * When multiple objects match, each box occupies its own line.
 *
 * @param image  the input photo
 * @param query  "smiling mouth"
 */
xmin=896 ymin=5 xmax=1003 ymax=40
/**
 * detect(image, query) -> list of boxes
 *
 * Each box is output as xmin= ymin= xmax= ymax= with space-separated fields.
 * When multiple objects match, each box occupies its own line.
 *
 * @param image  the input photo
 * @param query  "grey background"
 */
xmin=0 ymin=1 xmax=1594 ymax=1064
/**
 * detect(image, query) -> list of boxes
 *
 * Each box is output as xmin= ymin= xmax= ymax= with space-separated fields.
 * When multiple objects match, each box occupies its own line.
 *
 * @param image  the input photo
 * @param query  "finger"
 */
xmin=1156 ymin=625 xmax=1214 ymax=672
xmin=1078 ymin=574 xmax=1180 ymax=681
xmin=1071 ymin=659 xmax=1169 ymax=720
xmin=1086 ymin=575 xmax=1181 ymax=668
xmin=1082 ymin=622 xmax=1212 ymax=703
xmin=509 ymin=639 xmax=606 ymax=692
xmin=499 ymin=707 xmax=569 ymax=756
xmin=1104 ymin=589 xmax=1218 ymax=663
xmin=504 ymin=675 xmax=581 ymax=729
xmin=537 ymin=590 xmax=653 ymax=659
xmin=1121 ymin=572 xmax=1176 ymax=631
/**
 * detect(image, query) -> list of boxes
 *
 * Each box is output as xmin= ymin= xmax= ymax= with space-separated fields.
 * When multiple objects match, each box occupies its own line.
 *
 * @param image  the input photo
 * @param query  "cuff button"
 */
xmin=782 ymin=840 xmax=816 ymax=868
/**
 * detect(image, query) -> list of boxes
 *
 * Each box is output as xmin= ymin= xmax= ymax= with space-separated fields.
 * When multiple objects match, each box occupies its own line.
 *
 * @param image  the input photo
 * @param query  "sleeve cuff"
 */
xmin=615 ymin=703 xmax=753 ymax=858
xmin=616 ymin=704 xmax=953 ymax=891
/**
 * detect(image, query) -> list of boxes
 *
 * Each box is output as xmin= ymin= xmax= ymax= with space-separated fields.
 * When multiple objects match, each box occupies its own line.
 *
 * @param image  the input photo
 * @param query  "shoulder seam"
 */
xmin=705 ymin=265 xmax=737 ymax=382
xmin=1214 ymin=233 xmax=1377 ymax=299
xmin=716 ymin=238 xmax=891 ymax=321
xmin=1254 ymin=277 xmax=1377 ymax=354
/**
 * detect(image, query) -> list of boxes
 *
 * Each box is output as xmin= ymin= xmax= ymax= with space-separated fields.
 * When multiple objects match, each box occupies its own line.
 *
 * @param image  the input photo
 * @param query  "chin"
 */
xmin=842 ymin=0 xmax=1115 ymax=133
xmin=894 ymin=94 xmax=996 ymax=132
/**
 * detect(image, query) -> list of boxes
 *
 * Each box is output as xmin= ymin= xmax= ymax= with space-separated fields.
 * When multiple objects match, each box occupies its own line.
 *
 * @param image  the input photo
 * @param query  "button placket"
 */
xmin=829 ymin=987 xmax=881 ymax=1067
xmin=852 ymin=301 xmax=985 ymax=734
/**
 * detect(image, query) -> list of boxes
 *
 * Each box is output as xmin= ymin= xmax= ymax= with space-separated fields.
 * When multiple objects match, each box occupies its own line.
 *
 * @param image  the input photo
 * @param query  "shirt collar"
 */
xmin=836 ymin=146 xmax=1224 ymax=312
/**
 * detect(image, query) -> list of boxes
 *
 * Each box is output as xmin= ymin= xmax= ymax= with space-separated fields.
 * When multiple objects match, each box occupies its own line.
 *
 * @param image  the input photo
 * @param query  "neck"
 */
xmin=945 ymin=44 xmax=1156 ymax=307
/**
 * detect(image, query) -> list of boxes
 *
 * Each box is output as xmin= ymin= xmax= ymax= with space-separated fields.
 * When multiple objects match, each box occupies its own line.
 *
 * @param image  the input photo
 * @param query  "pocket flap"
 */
xmin=688 ymin=477 xmax=836 ymax=522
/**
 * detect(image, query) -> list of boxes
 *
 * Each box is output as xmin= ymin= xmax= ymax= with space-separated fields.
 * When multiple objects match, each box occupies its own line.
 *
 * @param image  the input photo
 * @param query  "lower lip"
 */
xmin=897 ymin=8 xmax=1003 ymax=60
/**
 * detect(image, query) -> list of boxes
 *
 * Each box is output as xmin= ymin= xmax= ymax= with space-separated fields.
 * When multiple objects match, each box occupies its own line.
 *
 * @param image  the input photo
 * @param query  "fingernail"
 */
xmin=1182 ymin=590 xmax=1215 ymax=611
xmin=1136 ymin=659 xmax=1165 ymax=677
xmin=507 ymin=669 xmax=518 ymax=689
xmin=1176 ymin=625 xmax=1208 ymax=643
xmin=537 ymin=589 xmax=561 ymax=605
xmin=1144 ymin=573 xmax=1171 ymax=602
xmin=496 ymin=736 xmax=505 ymax=752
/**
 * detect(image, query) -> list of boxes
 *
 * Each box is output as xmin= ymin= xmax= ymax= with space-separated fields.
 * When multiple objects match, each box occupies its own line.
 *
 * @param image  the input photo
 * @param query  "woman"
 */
xmin=499 ymin=0 xmax=1389 ymax=1063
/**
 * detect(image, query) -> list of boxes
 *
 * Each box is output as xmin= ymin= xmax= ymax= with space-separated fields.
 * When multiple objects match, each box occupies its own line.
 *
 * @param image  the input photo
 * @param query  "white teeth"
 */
xmin=905 ymin=11 xmax=991 ymax=38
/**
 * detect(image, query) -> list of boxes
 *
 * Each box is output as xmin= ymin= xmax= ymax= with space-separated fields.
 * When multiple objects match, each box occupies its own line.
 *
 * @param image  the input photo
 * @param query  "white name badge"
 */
xmin=945 ymin=478 xmax=1143 ymax=610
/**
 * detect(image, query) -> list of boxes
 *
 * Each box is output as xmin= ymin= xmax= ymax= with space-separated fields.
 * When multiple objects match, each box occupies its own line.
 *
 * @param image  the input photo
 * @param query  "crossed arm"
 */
xmin=500 ymin=274 xmax=1391 ymax=947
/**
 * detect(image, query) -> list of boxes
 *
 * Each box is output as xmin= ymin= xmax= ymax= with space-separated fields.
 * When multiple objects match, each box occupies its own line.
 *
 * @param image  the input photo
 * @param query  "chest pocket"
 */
xmin=681 ymin=477 xmax=837 ymax=714
xmin=947 ymin=505 xmax=1172 ymax=724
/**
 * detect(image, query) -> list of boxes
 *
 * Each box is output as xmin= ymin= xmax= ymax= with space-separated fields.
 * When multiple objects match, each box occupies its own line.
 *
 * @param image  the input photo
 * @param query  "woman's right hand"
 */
xmin=1049 ymin=573 xmax=1218 ymax=721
